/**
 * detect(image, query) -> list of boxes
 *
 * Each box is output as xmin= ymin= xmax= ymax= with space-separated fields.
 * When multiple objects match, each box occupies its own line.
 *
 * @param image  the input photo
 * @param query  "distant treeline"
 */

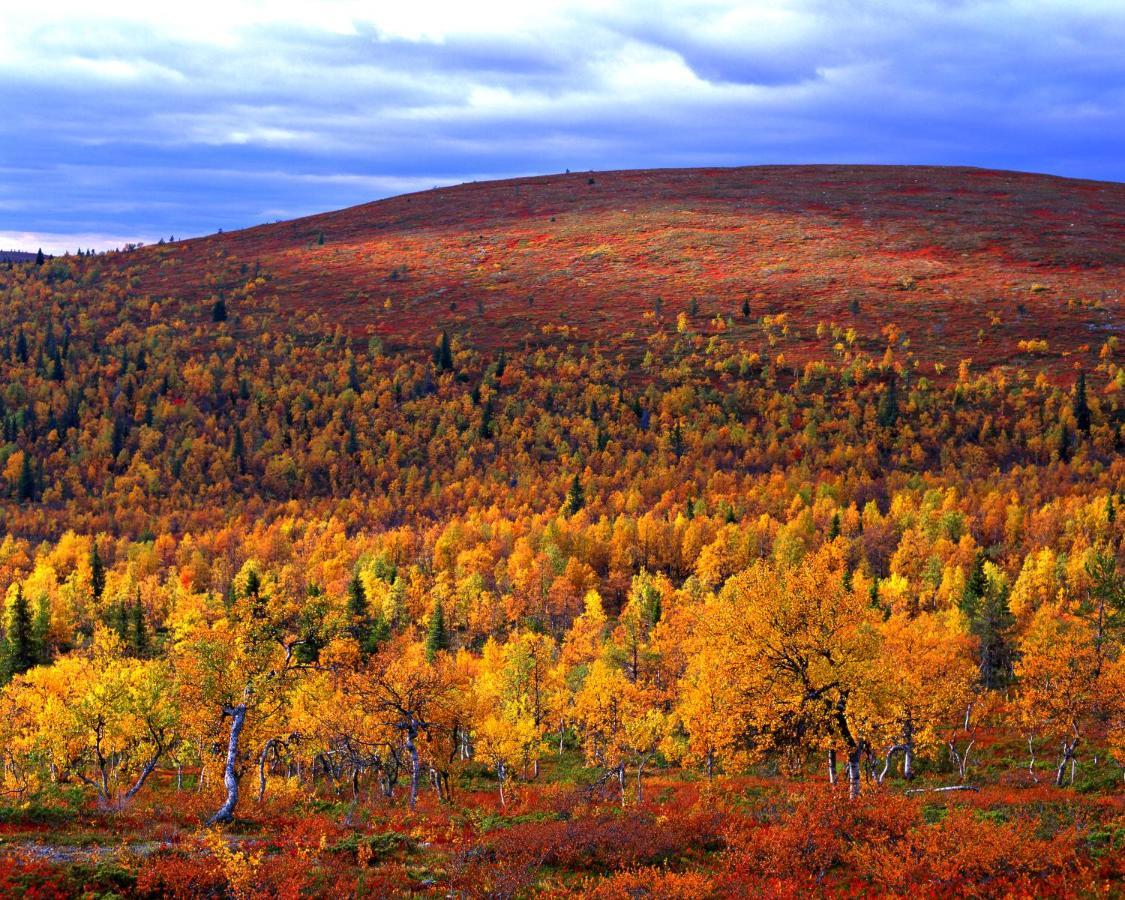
xmin=0 ymin=250 xmax=44 ymax=263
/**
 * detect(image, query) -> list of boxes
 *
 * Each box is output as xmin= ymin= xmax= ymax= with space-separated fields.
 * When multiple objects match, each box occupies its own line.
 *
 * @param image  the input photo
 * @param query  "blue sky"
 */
xmin=3 ymin=0 xmax=1124 ymax=252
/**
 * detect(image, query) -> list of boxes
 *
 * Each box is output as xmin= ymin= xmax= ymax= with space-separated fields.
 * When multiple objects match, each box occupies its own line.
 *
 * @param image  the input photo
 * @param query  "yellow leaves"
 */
xmin=572 ymin=659 xmax=666 ymax=769
xmin=204 ymin=828 xmax=263 ymax=900
xmin=1009 ymin=548 xmax=1061 ymax=625
xmin=1015 ymin=608 xmax=1103 ymax=738
xmin=2 ymin=450 xmax=24 ymax=488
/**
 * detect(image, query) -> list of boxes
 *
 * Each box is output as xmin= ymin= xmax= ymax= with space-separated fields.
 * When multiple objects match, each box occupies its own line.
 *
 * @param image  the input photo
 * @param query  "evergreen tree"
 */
xmin=35 ymin=248 xmax=44 ymax=266
xmin=435 ymin=330 xmax=454 ymax=372
xmin=1058 ymin=424 xmax=1072 ymax=463
xmin=829 ymin=512 xmax=841 ymax=540
xmin=2 ymin=587 xmax=36 ymax=680
xmin=17 ymin=452 xmax=36 ymax=503
xmin=1079 ymin=550 xmax=1125 ymax=664
xmin=1073 ymin=371 xmax=1091 ymax=434
xmin=111 ymin=601 xmax=129 ymax=644
xmin=347 ymin=571 xmax=367 ymax=620
xmin=876 ymin=378 xmax=899 ymax=428
xmin=960 ymin=551 xmax=987 ymax=620
xmin=972 ymin=581 xmax=1015 ymax=690
xmin=14 ymin=330 xmax=28 ymax=364
xmin=670 ymin=420 xmax=684 ymax=460
xmin=741 ymin=297 xmax=750 ymax=318
xmin=425 ymin=601 xmax=448 ymax=661
xmin=564 ymin=473 xmax=585 ymax=516
xmin=211 ymin=297 xmax=228 ymax=323
xmin=130 ymin=598 xmax=148 ymax=657
xmin=90 ymin=541 xmax=106 ymax=604
xmin=231 ymin=425 xmax=246 ymax=474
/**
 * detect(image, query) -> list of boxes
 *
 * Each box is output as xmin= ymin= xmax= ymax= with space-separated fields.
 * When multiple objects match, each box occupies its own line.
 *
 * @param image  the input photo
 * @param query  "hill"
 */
xmin=0 ymin=166 xmax=1122 ymax=895
xmin=118 ymin=164 xmax=1125 ymax=370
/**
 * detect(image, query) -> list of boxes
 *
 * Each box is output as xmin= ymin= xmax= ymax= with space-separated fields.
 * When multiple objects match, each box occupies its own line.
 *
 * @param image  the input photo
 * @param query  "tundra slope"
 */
xmin=119 ymin=164 xmax=1124 ymax=372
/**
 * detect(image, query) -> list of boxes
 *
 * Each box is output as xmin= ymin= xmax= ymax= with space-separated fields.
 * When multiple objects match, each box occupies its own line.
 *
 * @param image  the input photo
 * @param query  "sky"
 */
xmin=2 ymin=0 xmax=1124 ymax=253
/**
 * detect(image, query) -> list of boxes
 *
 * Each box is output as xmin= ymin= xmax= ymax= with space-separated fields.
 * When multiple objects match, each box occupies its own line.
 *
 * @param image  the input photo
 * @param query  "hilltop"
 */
xmin=115 ymin=164 xmax=1124 ymax=371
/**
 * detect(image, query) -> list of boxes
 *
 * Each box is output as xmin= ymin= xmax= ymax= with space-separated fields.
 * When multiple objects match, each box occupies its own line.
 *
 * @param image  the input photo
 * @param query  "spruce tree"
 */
xmin=3 ymin=587 xmax=36 ymax=679
xmin=211 ymin=297 xmax=228 ymax=323
xmin=960 ymin=551 xmax=987 ymax=620
xmin=347 ymin=571 xmax=367 ymax=620
xmin=876 ymin=378 xmax=899 ymax=428
xmin=130 ymin=598 xmax=148 ymax=657
xmin=1073 ymin=371 xmax=1091 ymax=434
xmin=231 ymin=426 xmax=246 ymax=474
xmin=670 ymin=420 xmax=684 ymax=460
xmin=90 ymin=541 xmax=106 ymax=604
xmin=111 ymin=601 xmax=129 ymax=644
xmin=425 ymin=601 xmax=448 ymax=661
xmin=435 ymin=330 xmax=454 ymax=372
xmin=972 ymin=582 xmax=1015 ymax=690
xmin=564 ymin=473 xmax=585 ymax=516
xmin=829 ymin=512 xmax=841 ymax=540
xmin=741 ymin=297 xmax=750 ymax=318
xmin=17 ymin=452 xmax=35 ymax=502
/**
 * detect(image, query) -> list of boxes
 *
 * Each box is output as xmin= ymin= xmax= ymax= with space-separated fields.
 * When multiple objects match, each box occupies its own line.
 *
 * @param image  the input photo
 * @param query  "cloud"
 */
xmin=1 ymin=0 xmax=1123 ymax=248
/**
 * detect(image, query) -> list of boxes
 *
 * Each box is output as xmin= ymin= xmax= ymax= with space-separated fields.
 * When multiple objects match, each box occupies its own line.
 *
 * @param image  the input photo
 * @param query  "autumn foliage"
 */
xmin=0 ymin=167 xmax=1122 ymax=895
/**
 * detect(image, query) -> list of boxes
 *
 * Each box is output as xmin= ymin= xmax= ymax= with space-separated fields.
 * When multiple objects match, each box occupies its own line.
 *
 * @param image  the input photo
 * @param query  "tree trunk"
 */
xmin=846 ymin=745 xmax=863 ymax=799
xmin=1055 ymin=739 xmax=1078 ymax=787
xmin=120 ymin=747 xmax=163 ymax=808
xmin=878 ymin=745 xmax=908 ymax=784
xmin=207 ymin=703 xmax=247 ymax=825
xmin=1027 ymin=735 xmax=1038 ymax=782
xmin=902 ymin=719 xmax=915 ymax=780
xmin=257 ymin=739 xmax=276 ymax=803
xmin=707 ymin=749 xmax=715 ymax=781
xmin=617 ymin=763 xmax=626 ymax=806
xmin=827 ymin=749 xmax=837 ymax=785
xmin=406 ymin=723 xmax=421 ymax=810
xmin=497 ymin=761 xmax=506 ymax=806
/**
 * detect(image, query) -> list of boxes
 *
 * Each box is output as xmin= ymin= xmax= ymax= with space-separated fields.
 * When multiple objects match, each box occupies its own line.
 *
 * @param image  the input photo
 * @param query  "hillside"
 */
xmin=0 ymin=166 xmax=1123 ymax=895
xmin=119 ymin=164 xmax=1125 ymax=370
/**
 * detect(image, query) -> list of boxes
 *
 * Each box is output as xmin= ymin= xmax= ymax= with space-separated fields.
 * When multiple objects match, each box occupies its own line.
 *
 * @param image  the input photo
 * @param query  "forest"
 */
xmin=0 ymin=167 xmax=1122 ymax=896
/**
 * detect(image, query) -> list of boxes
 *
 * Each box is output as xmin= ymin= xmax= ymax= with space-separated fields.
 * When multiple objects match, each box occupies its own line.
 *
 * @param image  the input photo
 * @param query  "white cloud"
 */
xmin=0 ymin=230 xmax=156 ymax=255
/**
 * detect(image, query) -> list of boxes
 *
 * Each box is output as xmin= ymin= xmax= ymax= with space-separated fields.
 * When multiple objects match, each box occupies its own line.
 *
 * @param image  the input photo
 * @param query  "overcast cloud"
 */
xmin=2 ymin=0 xmax=1124 ymax=252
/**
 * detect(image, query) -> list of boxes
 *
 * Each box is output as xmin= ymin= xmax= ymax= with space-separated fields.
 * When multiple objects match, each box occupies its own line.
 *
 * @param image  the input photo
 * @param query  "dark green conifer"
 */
xmin=90 ymin=541 xmax=106 ymax=603
xmin=425 ymin=601 xmax=448 ymax=661
xmin=564 ymin=473 xmax=585 ymax=516
xmin=1073 ymin=371 xmax=1090 ymax=434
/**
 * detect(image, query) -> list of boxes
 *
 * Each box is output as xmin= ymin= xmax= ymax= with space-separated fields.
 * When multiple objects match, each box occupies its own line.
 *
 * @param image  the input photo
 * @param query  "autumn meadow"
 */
xmin=0 ymin=166 xmax=1122 ymax=896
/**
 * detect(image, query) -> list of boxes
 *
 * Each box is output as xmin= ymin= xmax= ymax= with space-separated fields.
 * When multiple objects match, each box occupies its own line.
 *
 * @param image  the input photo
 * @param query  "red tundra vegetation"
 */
xmin=0 ymin=166 xmax=1121 ymax=896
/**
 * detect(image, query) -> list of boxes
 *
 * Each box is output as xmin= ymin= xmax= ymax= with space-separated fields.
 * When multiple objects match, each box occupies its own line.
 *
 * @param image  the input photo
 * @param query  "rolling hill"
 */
xmin=116 ymin=164 xmax=1125 ymax=372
